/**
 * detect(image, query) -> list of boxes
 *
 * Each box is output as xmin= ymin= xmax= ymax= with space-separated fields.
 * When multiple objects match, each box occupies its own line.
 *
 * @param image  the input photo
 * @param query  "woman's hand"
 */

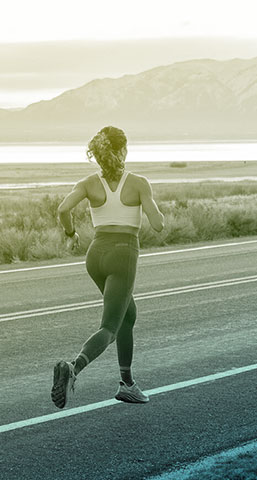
xmin=66 ymin=232 xmax=80 ymax=250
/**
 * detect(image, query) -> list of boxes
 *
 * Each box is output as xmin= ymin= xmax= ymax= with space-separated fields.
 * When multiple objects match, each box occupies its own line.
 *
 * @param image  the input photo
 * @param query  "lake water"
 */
xmin=0 ymin=143 xmax=257 ymax=164
xmin=1 ymin=176 xmax=257 ymax=190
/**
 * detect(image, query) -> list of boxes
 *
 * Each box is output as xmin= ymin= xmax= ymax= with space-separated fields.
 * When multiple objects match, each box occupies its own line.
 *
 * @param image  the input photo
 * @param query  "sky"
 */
xmin=1 ymin=0 xmax=257 ymax=108
xmin=2 ymin=0 xmax=257 ymax=42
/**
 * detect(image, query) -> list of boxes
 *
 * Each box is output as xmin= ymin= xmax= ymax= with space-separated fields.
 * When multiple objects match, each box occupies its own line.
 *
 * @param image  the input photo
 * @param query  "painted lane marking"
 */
xmin=1 ymin=274 xmax=257 ymax=323
xmin=141 ymin=239 xmax=257 ymax=257
xmin=0 ymin=261 xmax=84 ymax=274
xmin=0 ymin=302 xmax=102 ymax=322
xmin=1 ymin=363 xmax=257 ymax=434
xmin=0 ymin=299 xmax=103 ymax=318
xmin=1 ymin=239 xmax=257 ymax=274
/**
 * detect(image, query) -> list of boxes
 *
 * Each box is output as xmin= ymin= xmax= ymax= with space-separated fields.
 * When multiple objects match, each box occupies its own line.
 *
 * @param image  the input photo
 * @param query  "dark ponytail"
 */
xmin=87 ymin=126 xmax=127 ymax=181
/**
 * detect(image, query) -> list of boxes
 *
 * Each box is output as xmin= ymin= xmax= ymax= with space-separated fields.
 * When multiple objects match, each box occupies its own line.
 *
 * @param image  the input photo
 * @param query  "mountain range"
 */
xmin=1 ymin=58 xmax=257 ymax=142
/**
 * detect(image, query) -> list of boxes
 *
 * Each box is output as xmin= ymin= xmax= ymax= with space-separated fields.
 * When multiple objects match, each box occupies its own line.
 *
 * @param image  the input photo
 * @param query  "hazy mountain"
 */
xmin=1 ymin=58 xmax=257 ymax=142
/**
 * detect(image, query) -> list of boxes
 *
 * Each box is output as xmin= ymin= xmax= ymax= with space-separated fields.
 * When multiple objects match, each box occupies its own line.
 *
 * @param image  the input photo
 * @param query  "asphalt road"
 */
xmin=1 ymin=238 xmax=257 ymax=480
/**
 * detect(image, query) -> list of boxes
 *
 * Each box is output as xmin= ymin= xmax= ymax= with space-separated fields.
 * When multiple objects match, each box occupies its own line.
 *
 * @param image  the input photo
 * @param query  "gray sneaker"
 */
xmin=115 ymin=381 xmax=149 ymax=404
xmin=51 ymin=361 xmax=76 ymax=409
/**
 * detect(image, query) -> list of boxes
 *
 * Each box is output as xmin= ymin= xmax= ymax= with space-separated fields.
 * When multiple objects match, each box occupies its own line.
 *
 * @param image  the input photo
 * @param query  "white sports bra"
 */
xmin=89 ymin=171 xmax=142 ymax=228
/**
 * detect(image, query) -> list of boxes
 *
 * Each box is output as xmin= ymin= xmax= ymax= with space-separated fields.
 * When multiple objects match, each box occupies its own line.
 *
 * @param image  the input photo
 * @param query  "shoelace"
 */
xmin=70 ymin=369 xmax=77 ymax=393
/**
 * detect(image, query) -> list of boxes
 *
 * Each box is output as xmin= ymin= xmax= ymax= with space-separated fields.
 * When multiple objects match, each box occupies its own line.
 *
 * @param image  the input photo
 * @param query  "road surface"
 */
xmin=1 ymin=238 xmax=257 ymax=480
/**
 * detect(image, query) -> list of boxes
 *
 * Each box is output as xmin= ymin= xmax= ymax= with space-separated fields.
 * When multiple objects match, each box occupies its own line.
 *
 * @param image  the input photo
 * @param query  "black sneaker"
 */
xmin=51 ymin=361 xmax=76 ymax=409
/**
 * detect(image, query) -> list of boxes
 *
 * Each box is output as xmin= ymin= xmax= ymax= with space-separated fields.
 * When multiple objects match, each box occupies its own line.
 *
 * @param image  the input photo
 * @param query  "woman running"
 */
xmin=51 ymin=126 xmax=164 ymax=409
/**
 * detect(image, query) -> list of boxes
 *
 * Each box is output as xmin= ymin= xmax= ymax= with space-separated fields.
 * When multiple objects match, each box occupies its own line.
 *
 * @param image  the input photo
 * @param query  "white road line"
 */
xmin=0 ymin=299 xmax=103 ymax=318
xmin=1 ymin=239 xmax=257 ymax=274
xmin=136 ymin=277 xmax=257 ymax=301
xmin=1 ymin=274 xmax=257 ymax=323
xmin=141 ymin=239 xmax=257 ymax=257
xmin=1 ymin=363 xmax=257 ymax=434
xmin=0 ymin=261 xmax=85 ymax=274
xmin=0 ymin=303 xmax=103 ymax=322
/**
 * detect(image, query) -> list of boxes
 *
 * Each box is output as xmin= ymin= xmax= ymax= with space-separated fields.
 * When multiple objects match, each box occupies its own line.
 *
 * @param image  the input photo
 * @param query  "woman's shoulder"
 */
xmin=76 ymin=173 xmax=99 ymax=186
xmin=127 ymin=171 xmax=149 ymax=180
xmin=127 ymin=172 xmax=150 ymax=187
xmin=73 ymin=173 xmax=100 ymax=196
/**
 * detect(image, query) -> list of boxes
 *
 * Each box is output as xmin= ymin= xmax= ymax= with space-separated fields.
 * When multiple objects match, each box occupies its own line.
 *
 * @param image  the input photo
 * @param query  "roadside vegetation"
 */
xmin=1 ymin=182 xmax=257 ymax=264
xmin=151 ymin=442 xmax=257 ymax=480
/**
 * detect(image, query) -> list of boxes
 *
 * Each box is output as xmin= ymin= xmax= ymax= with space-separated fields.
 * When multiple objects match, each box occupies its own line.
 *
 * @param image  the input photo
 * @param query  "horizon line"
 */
xmin=1 ymin=35 xmax=257 ymax=46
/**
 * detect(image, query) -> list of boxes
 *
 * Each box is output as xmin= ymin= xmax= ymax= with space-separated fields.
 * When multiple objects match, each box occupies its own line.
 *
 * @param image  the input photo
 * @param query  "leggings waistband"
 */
xmin=92 ymin=231 xmax=139 ymax=249
xmin=94 ymin=231 xmax=138 ymax=241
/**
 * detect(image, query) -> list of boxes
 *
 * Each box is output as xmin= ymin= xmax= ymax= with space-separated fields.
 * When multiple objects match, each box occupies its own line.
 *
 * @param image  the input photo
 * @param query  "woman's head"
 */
xmin=87 ymin=126 xmax=127 ymax=181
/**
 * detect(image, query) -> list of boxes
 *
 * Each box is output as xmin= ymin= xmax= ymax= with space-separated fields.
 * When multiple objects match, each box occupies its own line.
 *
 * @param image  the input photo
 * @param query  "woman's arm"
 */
xmin=138 ymin=177 xmax=164 ymax=232
xmin=58 ymin=180 xmax=87 ymax=235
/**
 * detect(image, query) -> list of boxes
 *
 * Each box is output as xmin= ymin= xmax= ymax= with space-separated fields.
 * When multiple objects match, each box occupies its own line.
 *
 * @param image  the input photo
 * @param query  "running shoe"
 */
xmin=115 ymin=381 xmax=149 ymax=403
xmin=51 ymin=361 xmax=76 ymax=409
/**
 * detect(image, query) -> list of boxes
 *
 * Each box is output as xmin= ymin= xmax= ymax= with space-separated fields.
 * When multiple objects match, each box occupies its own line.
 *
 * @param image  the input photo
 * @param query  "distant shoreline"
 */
xmin=1 ymin=161 xmax=257 ymax=188
xmin=2 ymin=177 xmax=257 ymax=190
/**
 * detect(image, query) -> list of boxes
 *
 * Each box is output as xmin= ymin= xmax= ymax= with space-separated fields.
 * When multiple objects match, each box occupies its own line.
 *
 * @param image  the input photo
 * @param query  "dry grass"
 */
xmin=1 ymin=184 xmax=257 ymax=264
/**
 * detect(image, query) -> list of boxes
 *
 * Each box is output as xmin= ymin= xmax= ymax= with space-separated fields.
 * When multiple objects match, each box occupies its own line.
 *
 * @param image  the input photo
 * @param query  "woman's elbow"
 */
xmin=58 ymin=204 xmax=69 ymax=215
xmin=159 ymin=213 xmax=165 ymax=230
xmin=153 ymin=214 xmax=165 ymax=232
xmin=154 ymin=222 xmax=164 ymax=232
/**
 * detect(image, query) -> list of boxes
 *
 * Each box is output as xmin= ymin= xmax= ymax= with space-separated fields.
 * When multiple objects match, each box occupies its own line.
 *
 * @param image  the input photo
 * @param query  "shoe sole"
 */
xmin=51 ymin=361 xmax=70 ymax=409
xmin=115 ymin=393 xmax=149 ymax=404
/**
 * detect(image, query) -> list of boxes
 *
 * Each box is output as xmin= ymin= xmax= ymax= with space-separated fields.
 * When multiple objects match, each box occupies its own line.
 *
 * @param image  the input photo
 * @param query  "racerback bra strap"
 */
xmin=115 ymin=171 xmax=129 ymax=195
xmin=90 ymin=171 xmax=141 ymax=228
xmin=97 ymin=171 xmax=129 ymax=196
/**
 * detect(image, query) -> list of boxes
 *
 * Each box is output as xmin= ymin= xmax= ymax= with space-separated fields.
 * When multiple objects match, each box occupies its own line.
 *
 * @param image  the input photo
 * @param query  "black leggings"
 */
xmin=86 ymin=232 xmax=139 ymax=335
xmin=73 ymin=232 xmax=139 ymax=373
